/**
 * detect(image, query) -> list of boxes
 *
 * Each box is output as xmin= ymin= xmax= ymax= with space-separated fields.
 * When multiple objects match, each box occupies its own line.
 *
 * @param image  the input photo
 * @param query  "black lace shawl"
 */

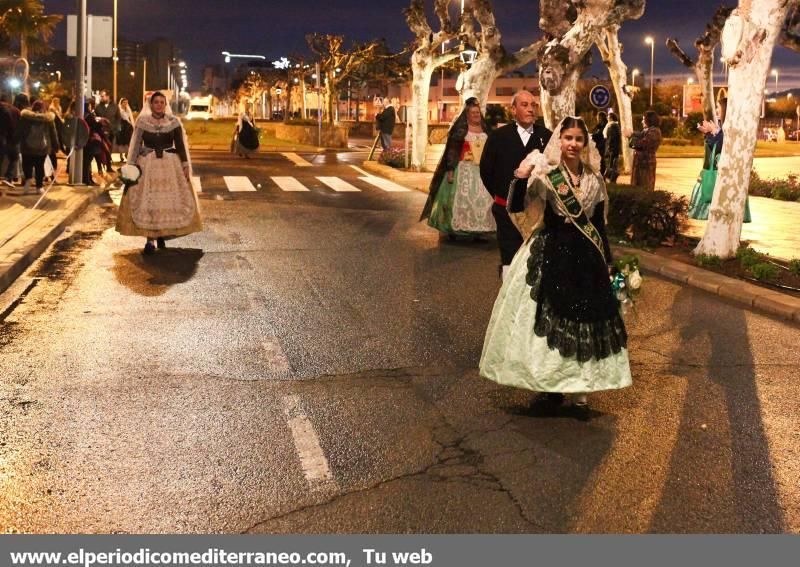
xmin=526 ymin=202 xmax=627 ymax=362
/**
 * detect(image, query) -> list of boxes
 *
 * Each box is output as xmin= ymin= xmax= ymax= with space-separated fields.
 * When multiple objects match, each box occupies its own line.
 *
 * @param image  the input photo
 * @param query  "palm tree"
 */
xmin=1 ymin=0 xmax=62 ymax=61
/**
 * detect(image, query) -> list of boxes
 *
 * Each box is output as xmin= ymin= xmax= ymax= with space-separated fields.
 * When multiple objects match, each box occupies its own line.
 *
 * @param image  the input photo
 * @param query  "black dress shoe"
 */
xmin=143 ymin=241 xmax=156 ymax=255
xmin=546 ymin=393 xmax=565 ymax=405
xmin=156 ymin=237 xmax=166 ymax=249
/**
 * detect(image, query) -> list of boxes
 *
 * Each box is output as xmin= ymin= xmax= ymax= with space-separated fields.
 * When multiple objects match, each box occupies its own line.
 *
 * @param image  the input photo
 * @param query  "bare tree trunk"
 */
xmin=457 ymin=56 xmax=497 ymax=109
xmin=695 ymin=0 xmax=790 ymax=258
xmin=410 ymin=59 xmax=434 ymax=170
xmin=541 ymin=69 xmax=579 ymax=129
xmin=597 ymin=26 xmax=633 ymax=172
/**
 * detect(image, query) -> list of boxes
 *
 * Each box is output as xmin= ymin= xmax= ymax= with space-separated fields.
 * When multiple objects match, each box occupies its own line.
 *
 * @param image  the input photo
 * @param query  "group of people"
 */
xmin=420 ymin=89 xmax=742 ymax=419
xmin=419 ymin=91 xmax=635 ymax=419
xmin=0 ymin=89 xmax=136 ymax=192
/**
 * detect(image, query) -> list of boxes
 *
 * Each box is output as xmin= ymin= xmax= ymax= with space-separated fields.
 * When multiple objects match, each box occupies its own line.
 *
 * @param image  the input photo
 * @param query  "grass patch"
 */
xmin=183 ymin=119 xmax=319 ymax=150
xmin=695 ymin=254 xmax=722 ymax=268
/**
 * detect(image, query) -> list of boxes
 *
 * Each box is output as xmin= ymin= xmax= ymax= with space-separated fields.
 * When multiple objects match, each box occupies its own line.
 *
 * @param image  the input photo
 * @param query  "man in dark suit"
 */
xmin=480 ymin=90 xmax=551 ymax=279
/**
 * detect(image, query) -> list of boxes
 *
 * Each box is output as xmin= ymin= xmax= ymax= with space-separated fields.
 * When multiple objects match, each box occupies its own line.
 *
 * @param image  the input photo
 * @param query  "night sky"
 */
xmin=44 ymin=0 xmax=800 ymax=90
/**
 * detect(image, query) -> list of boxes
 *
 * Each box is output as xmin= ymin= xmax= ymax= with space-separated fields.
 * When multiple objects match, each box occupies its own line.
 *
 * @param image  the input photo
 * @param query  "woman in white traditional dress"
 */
xmin=115 ymin=91 xmax=202 ymax=254
xmin=116 ymin=98 xmax=136 ymax=162
xmin=420 ymin=97 xmax=495 ymax=239
xmin=479 ymin=116 xmax=631 ymax=420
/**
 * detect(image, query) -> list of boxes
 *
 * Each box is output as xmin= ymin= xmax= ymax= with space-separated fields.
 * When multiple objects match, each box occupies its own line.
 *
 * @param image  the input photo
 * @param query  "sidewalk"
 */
xmin=0 ymin=183 xmax=107 ymax=296
xmin=361 ymin=159 xmax=800 ymax=324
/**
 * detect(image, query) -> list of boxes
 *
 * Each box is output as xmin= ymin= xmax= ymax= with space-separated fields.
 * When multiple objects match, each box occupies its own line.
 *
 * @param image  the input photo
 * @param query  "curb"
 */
xmin=614 ymin=245 xmax=800 ymax=325
xmin=0 ymin=185 xmax=106 ymax=296
xmin=189 ymin=145 xmax=329 ymax=152
xmin=360 ymin=160 xmax=432 ymax=193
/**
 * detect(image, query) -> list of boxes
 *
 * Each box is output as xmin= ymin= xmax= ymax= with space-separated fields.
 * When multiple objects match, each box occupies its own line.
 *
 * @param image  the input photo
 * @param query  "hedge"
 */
xmin=606 ymin=184 xmax=688 ymax=245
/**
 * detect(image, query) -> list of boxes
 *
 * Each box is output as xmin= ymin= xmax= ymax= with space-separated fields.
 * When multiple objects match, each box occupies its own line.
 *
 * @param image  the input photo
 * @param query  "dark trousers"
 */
xmin=491 ymin=202 xmax=523 ymax=266
xmin=22 ymin=154 xmax=46 ymax=188
xmin=83 ymin=151 xmax=97 ymax=185
xmin=380 ymin=132 xmax=392 ymax=151
xmin=606 ymin=155 xmax=620 ymax=183
xmin=5 ymin=145 xmax=20 ymax=180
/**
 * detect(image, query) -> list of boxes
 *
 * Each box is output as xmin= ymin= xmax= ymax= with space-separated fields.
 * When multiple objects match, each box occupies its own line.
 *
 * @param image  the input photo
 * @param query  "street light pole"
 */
xmin=112 ymin=0 xmax=117 ymax=101
xmin=772 ymin=68 xmax=779 ymax=94
xmin=631 ymin=69 xmax=639 ymax=97
xmin=69 ymin=0 xmax=87 ymax=185
xmin=645 ymin=36 xmax=655 ymax=107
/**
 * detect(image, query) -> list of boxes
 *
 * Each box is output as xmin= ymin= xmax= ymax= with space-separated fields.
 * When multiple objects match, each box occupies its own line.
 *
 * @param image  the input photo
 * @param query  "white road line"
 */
xmin=223 ymin=176 xmax=257 ymax=192
xmin=191 ymin=176 xmax=202 ymax=193
xmin=358 ymin=176 xmax=412 ymax=193
xmin=283 ymin=395 xmax=337 ymax=489
xmin=316 ymin=176 xmax=361 ymax=192
xmin=271 ymin=176 xmax=310 ymax=192
xmin=281 ymin=152 xmax=313 ymax=167
xmin=348 ymin=165 xmax=373 ymax=177
xmin=262 ymin=337 xmax=292 ymax=373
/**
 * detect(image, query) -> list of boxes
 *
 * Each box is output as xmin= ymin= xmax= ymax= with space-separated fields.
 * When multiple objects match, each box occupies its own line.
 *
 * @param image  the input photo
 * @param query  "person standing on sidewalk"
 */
xmin=479 ymin=116 xmax=631 ymax=420
xmin=375 ymin=98 xmax=396 ymax=152
xmin=591 ymin=111 xmax=607 ymax=176
xmin=625 ymin=110 xmax=662 ymax=191
xmin=116 ymin=92 xmax=202 ymax=255
xmin=2 ymin=94 xmax=28 ymax=185
xmin=47 ymin=97 xmax=65 ymax=182
xmin=479 ymin=90 xmax=551 ymax=280
xmin=15 ymin=100 xmax=60 ymax=194
xmin=117 ymin=98 xmax=136 ymax=162
xmin=604 ymin=112 xmax=622 ymax=183
xmin=95 ymin=89 xmax=121 ymax=150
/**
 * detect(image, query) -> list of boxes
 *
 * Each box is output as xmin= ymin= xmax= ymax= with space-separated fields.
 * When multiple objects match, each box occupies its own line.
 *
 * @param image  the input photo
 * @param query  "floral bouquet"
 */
xmin=119 ymin=164 xmax=142 ymax=192
xmin=610 ymin=254 xmax=642 ymax=313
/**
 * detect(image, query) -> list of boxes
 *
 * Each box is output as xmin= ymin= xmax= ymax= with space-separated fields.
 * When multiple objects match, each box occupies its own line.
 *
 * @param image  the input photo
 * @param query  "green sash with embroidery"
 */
xmin=545 ymin=168 xmax=606 ymax=262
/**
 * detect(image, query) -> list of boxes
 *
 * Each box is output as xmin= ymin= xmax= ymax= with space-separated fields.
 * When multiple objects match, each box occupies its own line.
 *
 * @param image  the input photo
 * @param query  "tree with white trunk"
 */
xmin=538 ymin=0 xmax=645 ymax=129
xmin=455 ymin=0 xmax=547 ymax=108
xmin=695 ymin=0 xmax=795 ymax=258
xmin=595 ymin=26 xmax=635 ymax=173
xmin=405 ymin=0 xmax=459 ymax=171
xmin=666 ymin=6 xmax=734 ymax=123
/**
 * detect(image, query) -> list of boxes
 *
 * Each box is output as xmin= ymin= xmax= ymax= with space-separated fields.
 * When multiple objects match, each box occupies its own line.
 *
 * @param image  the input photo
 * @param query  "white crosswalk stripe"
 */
xmin=358 ymin=176 xmax=412 ymax=192
xmin=223 ymin=176 xmax=257 ymax=192
xmin=316 ymin=176 xmax=361 ymax=192
xmin=281 ymin=152 xmax=314 ymax=167
xmin=271 ymin=176 xmax=310 ymax=192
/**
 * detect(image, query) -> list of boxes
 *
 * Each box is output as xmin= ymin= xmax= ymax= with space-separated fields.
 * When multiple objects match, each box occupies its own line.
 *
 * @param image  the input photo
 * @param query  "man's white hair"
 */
xmin=511 ymin=89 xmax=534 ymax=107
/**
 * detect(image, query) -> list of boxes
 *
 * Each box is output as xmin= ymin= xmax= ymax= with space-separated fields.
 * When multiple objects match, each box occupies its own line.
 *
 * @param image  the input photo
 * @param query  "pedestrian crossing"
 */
xmin=191 ymin=173 xmax=414 ymax=195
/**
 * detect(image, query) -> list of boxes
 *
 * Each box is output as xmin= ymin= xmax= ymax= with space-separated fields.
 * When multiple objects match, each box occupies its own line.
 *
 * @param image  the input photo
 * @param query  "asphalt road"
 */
xmin=0 ymin=150 xmax=798 ymax=533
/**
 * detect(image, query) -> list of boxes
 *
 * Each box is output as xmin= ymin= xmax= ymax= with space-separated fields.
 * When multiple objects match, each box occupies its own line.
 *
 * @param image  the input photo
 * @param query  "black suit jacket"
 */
xmin=480 ymin=121 xmax=551 ymax=201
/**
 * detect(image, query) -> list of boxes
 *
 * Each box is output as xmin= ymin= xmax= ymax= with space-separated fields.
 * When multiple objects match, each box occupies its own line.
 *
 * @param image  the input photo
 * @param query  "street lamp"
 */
xmin=772 ymin=68 xmax=779 ymax=94
xmin=645 ymin=36 xmax=655 ymax=107
xmin=460 ymin=42 xmax=478 ymax=66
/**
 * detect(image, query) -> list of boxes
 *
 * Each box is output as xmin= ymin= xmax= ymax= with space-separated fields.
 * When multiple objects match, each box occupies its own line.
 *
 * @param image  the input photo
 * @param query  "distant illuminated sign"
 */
xmin=273 ymin=57 xmax=291 ymax=70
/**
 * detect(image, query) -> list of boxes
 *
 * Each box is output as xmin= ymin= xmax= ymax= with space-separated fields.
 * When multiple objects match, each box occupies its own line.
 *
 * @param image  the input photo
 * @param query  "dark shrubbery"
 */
xmin=748 ymin=170 xmax=800 ymax=201
xmin=606 ymin=184 xmax=688 ymax=245
xmin=378 ymin=147 xmax=408 ymax=169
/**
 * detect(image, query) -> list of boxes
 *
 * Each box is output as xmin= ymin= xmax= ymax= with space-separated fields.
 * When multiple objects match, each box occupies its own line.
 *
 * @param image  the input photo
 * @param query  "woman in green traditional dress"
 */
xmin=688 ymin=98 xmax=751 ymax=222
xmin=480 ymin=116 xmax=632 ymax=420
xmin=420 ymin=98 xmax=495 ymax=239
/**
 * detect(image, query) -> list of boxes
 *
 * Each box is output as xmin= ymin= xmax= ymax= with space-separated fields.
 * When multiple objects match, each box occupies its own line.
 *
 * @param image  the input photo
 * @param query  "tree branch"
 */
xmin=780 ymin=2 xmax=800 ymax=52
xmin=666 ymin=38 xmax=696 ymax=68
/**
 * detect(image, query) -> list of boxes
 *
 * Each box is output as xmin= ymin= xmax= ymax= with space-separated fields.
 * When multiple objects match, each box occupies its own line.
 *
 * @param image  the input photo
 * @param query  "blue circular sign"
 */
xmin=590 ymin=85 xmax=611 ymax=109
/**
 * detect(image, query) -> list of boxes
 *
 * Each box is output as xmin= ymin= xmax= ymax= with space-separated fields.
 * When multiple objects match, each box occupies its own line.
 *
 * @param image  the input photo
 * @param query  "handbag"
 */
xmin=698 ymin=143 xmax=719 ymax=204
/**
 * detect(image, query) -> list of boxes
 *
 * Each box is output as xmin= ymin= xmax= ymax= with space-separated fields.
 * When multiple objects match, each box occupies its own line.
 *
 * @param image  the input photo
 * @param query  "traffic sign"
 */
xmin=590 ymin=85 xmax=611 ymax=109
